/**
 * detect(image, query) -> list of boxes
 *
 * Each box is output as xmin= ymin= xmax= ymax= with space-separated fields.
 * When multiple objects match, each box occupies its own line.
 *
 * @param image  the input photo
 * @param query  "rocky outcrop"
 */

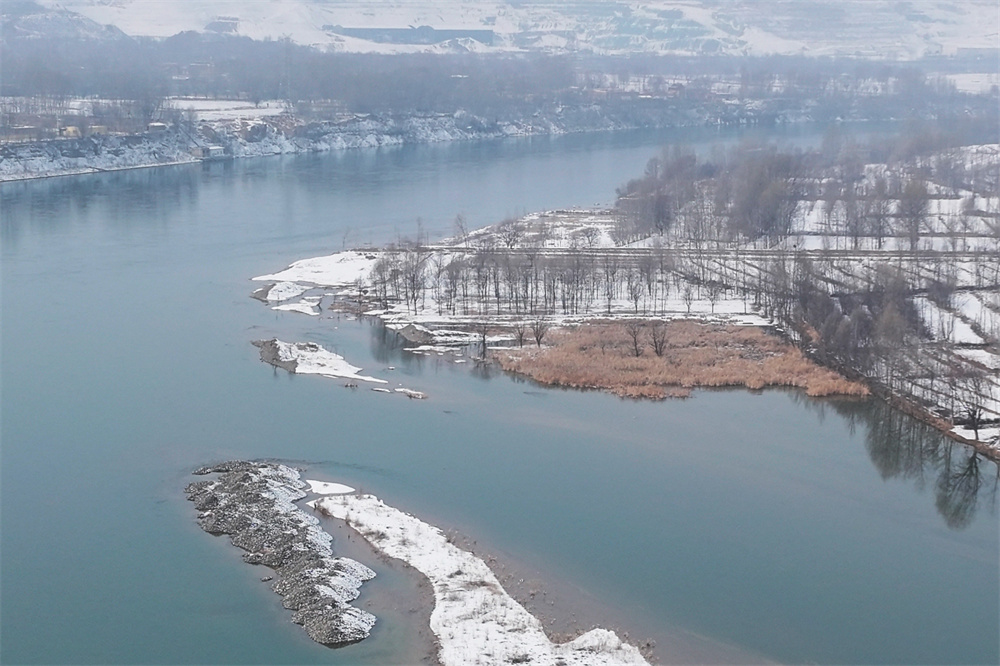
xmin=251 ymin=338 xmax=298 ymax=373
xmin=185 ymin=461 xmax=376 ymax=646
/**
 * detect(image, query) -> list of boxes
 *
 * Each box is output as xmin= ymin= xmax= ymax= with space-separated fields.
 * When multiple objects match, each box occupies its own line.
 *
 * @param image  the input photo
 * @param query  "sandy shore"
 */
xmin=309 ymin=502 xmax=442 ymax=665
xmin=308 ymin=488 xmax=770 ymax=665
xmin=436 ymin=526 xmax=772 ymax=665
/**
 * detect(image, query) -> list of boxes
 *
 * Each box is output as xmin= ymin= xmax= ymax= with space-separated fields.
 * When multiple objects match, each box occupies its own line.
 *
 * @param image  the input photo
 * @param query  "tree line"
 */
xmin=613 ymin=119 xmax=999 ymax=247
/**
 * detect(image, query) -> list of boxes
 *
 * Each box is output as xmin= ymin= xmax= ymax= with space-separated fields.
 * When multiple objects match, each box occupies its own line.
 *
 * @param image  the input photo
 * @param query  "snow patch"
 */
xmin=306 ymin=479 xmax=356 ymax=495
xmin=314 ymin=492 xmax=649 ymax=666
xmin=265 ymin=281 xmax=310 ymax=302
xmin=272 ymin=339 xmax=387 ymax=384
xmin=255 ymin=251 xmax=378 ymax=288
xmin=272 ymin=300 xmax=320 ymax=316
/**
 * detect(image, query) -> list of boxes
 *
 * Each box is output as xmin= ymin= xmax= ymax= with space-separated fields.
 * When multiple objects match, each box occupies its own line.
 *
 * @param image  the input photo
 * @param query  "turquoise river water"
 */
xmin=2 ymin=126 xmax=998 ymax=665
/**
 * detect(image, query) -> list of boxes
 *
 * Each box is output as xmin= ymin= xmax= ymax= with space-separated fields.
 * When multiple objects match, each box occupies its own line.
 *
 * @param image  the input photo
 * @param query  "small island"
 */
xmin=185 ymin=461 xmax=377 ymax=646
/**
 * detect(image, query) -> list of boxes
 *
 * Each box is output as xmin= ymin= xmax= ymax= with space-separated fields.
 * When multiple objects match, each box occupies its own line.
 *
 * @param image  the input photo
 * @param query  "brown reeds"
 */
xmin=493 ymin=320 xmax=869 ymax=400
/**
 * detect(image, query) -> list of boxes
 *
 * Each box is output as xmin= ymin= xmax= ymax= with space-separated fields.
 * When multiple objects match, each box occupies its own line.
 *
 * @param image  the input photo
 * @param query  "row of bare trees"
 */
xmin=613 ymin=124 xmax=999 ymax=251
xmin=368 ymin=243 xmax=708 ymax=319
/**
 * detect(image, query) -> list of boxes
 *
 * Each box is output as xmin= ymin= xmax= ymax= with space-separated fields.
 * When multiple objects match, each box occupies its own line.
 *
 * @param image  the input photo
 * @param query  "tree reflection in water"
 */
xmin=366 ymin=326 xmax=999 ymax=530
xmin=817 ymin=396 xmax=998 ymax=529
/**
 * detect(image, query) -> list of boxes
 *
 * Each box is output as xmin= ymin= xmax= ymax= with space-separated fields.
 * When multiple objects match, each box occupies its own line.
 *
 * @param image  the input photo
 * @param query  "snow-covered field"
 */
xmin=35 ymin=0 xmax=1000 ymax=59
xmin=311 ymin=490 xmax=649 ymax=666
xmin=168 ymin=98 xmax=288 ymax=121
xmin=913 ymin=296 xmax=985 ymax=345
xmin=255 ymin=253 xmax=378 ymax=290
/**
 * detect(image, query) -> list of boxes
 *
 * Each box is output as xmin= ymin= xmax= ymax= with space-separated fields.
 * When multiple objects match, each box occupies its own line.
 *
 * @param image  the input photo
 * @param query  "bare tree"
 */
xmin=682 ymin=283 xmax=695 ymax=314
xmin=842 ymin=185 xmax=864 ymax=249
xmin=400 ymin=246 xmax=429 ymax=313
xmin=624 ymin=321 xmax=645 ymax=357
xmin=496 ymin=217 xmax=524 ymax=249
xmin=530 ymin=319 xmax=550 ymax=347
xmin=706 ymin=281 xmax=724 ymax=313
xmin=476 ymin=322 xmax=491 ymax=359
xmin=898 ymin=177 xmax=929 ymax=252
xmin=865 ymin=176 xmax=892 ymax=249
xmin=649 ymin=321 xmax=668 ymax=357
xmin=512 ymin=321 xmax=527 ymax=348
xmin=453 ymin=213 xmax=469 ymax=247
xmin=956 ymin=369 xmax=992 ymax=441
xmin=626 ymin=270 xmax=644 ymax=313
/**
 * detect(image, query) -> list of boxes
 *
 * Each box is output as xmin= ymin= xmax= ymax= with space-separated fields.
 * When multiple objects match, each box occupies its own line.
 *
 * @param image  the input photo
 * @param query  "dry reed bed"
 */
xmin=493 ymin=320 xmax=869 ymax=400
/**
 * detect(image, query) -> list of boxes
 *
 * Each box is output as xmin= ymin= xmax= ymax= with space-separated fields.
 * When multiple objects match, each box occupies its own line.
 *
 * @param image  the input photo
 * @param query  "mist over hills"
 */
xmin=29 ymin=0 xmax=999 ymax=59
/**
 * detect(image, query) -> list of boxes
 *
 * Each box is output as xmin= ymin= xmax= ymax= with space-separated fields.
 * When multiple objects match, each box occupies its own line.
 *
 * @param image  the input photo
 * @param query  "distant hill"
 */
xmin=2 ymin=0 xmax=130 ymax=43
xmin=29 ymin=0 xmax=1000 ymax=59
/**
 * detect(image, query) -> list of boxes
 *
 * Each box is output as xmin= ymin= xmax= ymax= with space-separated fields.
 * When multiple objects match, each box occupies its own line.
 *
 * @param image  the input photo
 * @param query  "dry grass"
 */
xmin=493 ymin=320 xmax=869 ymax=400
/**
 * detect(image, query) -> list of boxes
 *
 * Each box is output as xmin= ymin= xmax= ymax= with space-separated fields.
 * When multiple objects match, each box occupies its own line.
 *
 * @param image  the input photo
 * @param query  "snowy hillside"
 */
xmin=35 ymin=0 xmax=1000 ymax=58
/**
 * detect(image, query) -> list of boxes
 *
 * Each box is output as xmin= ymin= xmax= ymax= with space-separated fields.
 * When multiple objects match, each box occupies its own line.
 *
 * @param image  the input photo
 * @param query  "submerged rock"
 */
xmin=185 ymin=460 xmax=376 ymax=646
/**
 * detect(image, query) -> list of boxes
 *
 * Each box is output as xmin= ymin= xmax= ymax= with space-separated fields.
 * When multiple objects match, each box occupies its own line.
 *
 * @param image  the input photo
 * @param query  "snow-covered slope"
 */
xmin=34 ymin=0 xmax=999 ymax=58
xmin=2 ymin=1 xmax=130 ymax=42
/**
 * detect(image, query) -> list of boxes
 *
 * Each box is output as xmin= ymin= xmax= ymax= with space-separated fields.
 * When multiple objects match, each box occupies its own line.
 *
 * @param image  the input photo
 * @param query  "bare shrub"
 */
xmin=649 ymin=321 xmax=668 ymax=357
xmin=492 ymin=321 xmax=868 ymax=400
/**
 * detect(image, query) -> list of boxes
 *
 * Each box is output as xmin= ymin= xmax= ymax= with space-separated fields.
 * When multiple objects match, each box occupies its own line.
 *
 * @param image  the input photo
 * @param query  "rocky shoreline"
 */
xmin=185 ymin=461 xmax=377 ymax=647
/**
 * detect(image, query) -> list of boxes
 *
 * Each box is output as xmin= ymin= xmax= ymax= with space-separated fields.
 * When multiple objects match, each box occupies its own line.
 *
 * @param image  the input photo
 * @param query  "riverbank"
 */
xmin=251 ymin=252 xmax=996 ymax=458
xmin=0 ymin=106 xmax=724 ymax=183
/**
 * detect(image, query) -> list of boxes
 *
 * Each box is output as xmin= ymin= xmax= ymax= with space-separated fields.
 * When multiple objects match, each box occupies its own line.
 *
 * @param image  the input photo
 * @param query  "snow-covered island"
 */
xmin=186 ymin=461 xmax=650 ymax=663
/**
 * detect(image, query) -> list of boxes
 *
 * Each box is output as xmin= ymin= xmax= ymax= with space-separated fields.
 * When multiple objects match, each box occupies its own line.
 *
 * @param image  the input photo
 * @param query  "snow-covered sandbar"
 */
xmin=253 ymin=338 xmax=387 ymax=384
xmin=312 ymin=492 xmax=650 ymax=666
xmin=254 ymin=252 xmax=378 ymax=289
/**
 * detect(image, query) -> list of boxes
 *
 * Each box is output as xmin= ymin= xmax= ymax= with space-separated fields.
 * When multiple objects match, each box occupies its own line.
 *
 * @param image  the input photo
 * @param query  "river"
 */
xmin=2 ymin=125 xmax=997 ymax=665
